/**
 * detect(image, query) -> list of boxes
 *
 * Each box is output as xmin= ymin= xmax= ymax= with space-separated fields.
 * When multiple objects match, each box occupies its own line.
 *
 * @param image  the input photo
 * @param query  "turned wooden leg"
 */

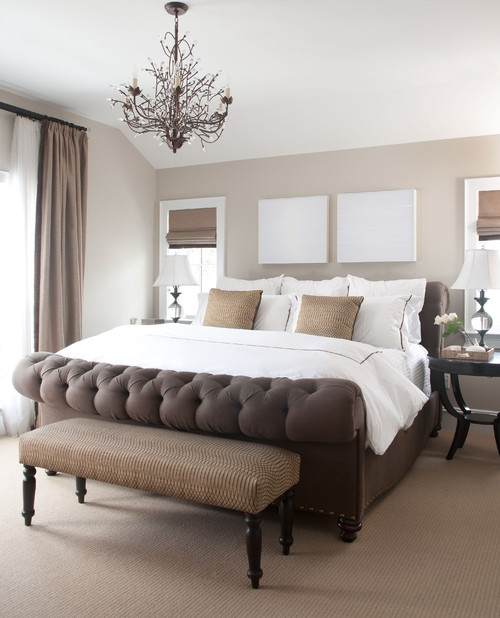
xmin=22 ymin=465 xmax=36 ymax=526
xmin=337 ymin=516 xmax=362 ymax=542
xmin=75 ymin=477 xmax=87 ymax=503
xmin=279 ymin=487 xmax=294 ymax=555
xmin=245 ymin=512 xmax=263 ymax=589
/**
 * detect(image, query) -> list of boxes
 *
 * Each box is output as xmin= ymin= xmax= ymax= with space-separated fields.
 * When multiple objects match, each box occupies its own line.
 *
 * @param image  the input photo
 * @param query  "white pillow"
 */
xmin=216 ymin=275 xmax=283 ymax=295
xmin=193 ymin=293 xmax=294 ymax=331
xmin=347 ymin=275 xmax=426 ymax=343
xmin=253 ymin=295 xmax=294 ymax=331
xmin=192 ymin=293 xmax=209 ymax=325
xmin=352 ymin=295 xmax=410 ymax=349
xmin=281 ymin=276 xmax=349 ymax=297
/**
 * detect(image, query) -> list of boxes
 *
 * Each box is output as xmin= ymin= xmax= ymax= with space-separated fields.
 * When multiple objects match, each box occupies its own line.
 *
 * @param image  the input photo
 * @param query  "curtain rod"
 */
xmin=0 ymin=101 xmax=87 ymax=132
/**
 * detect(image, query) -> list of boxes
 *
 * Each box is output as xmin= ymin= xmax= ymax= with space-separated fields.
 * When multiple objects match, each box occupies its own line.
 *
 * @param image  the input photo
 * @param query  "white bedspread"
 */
xmin=58 ymin=324 xmax=429 ymax=455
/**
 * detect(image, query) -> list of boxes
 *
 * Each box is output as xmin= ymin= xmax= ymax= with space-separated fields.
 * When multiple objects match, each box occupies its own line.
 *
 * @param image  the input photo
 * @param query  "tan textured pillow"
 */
xmin=203 ymin=289 xmax=263 ymax=330
xmin=295 ymin=295 xmax=364 ymax=339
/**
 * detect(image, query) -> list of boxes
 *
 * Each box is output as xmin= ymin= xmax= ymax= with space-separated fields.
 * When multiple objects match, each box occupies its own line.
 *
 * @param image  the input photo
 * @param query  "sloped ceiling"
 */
xmin=1 ymin=0 xmax=500 ymax=169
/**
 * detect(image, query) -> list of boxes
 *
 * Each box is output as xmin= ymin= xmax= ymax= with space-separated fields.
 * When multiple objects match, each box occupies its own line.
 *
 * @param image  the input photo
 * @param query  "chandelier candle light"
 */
xmin=111 ymin=1 xmax=233 ymax=153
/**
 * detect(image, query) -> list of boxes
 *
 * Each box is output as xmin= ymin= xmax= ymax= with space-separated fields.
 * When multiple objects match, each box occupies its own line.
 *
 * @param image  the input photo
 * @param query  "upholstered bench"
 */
xmin=19 ymin=418 xmax=301 ymax=588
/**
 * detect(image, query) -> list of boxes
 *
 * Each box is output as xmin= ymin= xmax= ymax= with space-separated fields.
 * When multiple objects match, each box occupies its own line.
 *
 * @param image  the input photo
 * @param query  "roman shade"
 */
xmin=477 ymin=190 xmax=500 ymax=241
xmin=166 ymin=207 xmax=216 ymax=248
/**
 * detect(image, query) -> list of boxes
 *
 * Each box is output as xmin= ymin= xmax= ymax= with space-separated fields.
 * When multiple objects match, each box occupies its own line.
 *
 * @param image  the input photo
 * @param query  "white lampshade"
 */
xmin=153 ymin=255 xmax=198 ymax=287
xmin=451 ymin=249 xmax=500 ymax=290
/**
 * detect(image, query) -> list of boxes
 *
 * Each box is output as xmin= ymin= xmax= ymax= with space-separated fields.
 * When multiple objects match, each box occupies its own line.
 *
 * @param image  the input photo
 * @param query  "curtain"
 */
xmin=35 ymin=121 xmax=88 ymax=352
xmin=0 ymin=117 xmax=40 ymax=436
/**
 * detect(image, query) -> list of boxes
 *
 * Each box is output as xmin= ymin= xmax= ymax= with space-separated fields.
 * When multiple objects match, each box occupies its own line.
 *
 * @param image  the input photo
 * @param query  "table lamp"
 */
xmin=451 ymin=248 xmax=500 ymax=347
xmin=153 ymin=255 xmax=198 ymax=322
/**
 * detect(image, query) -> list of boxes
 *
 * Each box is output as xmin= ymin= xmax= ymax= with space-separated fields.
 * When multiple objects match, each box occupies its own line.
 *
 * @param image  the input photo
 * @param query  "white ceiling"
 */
xmin=2 ymin=0 xmax=500 ymax=170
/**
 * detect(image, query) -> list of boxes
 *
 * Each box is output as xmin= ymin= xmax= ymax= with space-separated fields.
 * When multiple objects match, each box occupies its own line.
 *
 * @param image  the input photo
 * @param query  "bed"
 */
xmin=12 ymin=276 xmax=449 ymax=541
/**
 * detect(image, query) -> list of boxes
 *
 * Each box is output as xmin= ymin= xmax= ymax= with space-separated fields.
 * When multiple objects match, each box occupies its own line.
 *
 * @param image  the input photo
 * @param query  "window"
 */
xmin=158 ymin=197 xmax=225 ymax=319
xmin=463 ymin=177 xmax=500 ymax=347
xmin=0 ymin=171 xmax=9 ymax=414
xmin=165 ymin=246 xmax=217 ymax=317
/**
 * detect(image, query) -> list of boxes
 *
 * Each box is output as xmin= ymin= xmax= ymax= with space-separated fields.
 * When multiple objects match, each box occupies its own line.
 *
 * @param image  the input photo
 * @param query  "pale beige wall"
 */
xmin=0 ymin=90 xmax=156 ymax=338
xmin=83 ymin=119 xmax=156 ymax=336
xmin=157 ymin=136 xmax=500 ymax=412
xmin=156 ymin=135 xmax=500 ymax=286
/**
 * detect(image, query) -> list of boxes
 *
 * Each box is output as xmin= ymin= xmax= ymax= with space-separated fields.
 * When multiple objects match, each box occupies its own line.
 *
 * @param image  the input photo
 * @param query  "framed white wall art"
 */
xmin=337 ymin=189 xmax=416 ymax=263
xmin=258 ymin=195 xmax=329 ymax=264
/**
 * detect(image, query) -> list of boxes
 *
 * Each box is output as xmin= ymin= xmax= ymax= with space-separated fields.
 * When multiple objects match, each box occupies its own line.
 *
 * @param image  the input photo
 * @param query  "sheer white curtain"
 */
xmin=0 ymin=117 xmax=40 ymax=435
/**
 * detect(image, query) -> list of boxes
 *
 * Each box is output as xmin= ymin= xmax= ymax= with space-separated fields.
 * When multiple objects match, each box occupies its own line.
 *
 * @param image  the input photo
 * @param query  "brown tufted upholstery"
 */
xmin=13 ymin=353 xmax=364 ymax=444
xmin=419 ymin=281 xmax=450 ymax=358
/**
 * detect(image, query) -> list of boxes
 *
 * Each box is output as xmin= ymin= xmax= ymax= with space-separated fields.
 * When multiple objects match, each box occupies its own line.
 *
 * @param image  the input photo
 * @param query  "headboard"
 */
xmin=419 ymin=281 xmax=450 ymax=358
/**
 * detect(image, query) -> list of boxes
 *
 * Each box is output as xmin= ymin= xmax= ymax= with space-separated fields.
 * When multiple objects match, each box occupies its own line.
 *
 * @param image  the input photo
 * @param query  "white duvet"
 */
xmin=58 ymin=324 xmax=429 ymax=455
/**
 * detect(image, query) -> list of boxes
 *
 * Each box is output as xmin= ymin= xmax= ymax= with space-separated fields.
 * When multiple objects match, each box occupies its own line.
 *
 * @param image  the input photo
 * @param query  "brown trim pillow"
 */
xmin=203 ymin=289 xmax=263 ymax=330
xmin=294 ymin=295 xmax=364 ymax=339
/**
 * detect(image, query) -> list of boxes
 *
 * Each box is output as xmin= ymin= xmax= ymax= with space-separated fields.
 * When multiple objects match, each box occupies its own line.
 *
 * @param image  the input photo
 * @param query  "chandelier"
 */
xmin=111 ymin=1 xmax=233 ymax=153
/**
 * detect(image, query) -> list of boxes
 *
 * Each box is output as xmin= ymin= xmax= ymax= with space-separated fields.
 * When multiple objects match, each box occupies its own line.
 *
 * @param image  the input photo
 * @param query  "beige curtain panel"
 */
xmin=477 ymin=190 xmax=500 ymax=241
xmin=35 ymin=121 xmax=88 ymax=352
xmin=166 ymin=207 xmax=216 ymax=248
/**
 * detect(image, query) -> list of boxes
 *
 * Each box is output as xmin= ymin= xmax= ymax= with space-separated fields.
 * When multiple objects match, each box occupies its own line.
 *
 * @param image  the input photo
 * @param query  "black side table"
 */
xmin=428 ymin=354 xmax=500 ymax=460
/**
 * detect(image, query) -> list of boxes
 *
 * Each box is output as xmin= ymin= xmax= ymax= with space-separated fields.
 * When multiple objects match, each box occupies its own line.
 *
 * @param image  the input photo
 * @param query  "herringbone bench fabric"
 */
xmin=19 ymin=418 xmax=300 ymax=514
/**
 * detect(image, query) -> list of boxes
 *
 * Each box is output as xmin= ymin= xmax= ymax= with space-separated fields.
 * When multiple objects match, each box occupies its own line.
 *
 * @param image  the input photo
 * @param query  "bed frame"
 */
xmin=12 ymin=281 xmax=449 ymax=541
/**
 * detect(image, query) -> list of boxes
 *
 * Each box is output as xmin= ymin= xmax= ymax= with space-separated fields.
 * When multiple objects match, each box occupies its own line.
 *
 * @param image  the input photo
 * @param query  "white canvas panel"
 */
xmin=337 ymin=189 xmax=416 ymax=263
xmin=259 ymin=195 xmax=328 ymax=264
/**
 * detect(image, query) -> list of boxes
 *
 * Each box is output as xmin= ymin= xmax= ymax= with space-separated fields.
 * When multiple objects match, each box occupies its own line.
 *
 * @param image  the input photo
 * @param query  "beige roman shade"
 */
xmin=166 ymin=208 xmax=216 ymax=248
xmin=477 ymin=190 xmax=500 ymax=241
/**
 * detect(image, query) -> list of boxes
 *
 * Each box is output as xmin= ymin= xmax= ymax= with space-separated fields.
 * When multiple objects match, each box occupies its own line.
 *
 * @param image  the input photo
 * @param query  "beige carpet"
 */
xmin=1 ymin=429 xmax=499 ymax=618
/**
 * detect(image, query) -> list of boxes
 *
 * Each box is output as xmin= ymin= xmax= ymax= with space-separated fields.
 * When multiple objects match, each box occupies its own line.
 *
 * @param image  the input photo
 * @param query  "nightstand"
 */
xmin=130 ymin=318 xmax=167 ymax=325
xmin=428 ymin=354 xmax=500 ymax=460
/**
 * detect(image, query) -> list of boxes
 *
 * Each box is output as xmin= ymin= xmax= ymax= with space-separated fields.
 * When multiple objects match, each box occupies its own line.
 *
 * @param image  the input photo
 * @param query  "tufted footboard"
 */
xmin=13 ymin=352 xmax=366 ymax=443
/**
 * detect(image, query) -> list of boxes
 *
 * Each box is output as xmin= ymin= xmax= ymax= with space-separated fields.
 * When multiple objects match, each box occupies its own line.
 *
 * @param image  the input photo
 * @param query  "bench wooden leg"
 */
xmin=245 ymin=512 xmax=263 ymax=589
xmin=75 ymin=477 xmax=87 ymax=503
xmin=279 ymin=487 xmax=294 ymax=555
xmin=22 ymin=465 xmax=36 ymax=526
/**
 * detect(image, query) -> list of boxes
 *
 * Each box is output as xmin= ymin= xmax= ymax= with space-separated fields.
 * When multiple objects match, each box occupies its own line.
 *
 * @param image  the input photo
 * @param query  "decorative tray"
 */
xmin=440 ymin=347 xmax=495 ymax=361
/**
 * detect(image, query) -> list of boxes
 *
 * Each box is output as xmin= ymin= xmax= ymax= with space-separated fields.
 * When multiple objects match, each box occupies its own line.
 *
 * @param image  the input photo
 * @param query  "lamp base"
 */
xmin=167 ymin=286 xmax=183 ymax=323
xmin=471 ymin=290 xmax=493 ymax=348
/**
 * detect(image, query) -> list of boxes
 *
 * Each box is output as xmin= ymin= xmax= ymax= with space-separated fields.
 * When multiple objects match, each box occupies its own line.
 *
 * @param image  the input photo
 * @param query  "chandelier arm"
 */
xmin=111 ymin=1 xmax=232 ymax=152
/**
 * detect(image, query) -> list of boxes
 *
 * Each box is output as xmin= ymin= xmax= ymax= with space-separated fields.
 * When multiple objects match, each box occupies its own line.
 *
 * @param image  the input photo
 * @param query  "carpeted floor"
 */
xmin=1 ymin=429 xmax=499 ymax=618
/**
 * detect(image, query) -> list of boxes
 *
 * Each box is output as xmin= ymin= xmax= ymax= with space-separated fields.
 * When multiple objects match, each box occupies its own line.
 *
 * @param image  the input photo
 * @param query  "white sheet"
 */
xmin=379 ymin=343 xmax=431 ymax=396
xmin=58 ymin=324 xmax=429 ymax=456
